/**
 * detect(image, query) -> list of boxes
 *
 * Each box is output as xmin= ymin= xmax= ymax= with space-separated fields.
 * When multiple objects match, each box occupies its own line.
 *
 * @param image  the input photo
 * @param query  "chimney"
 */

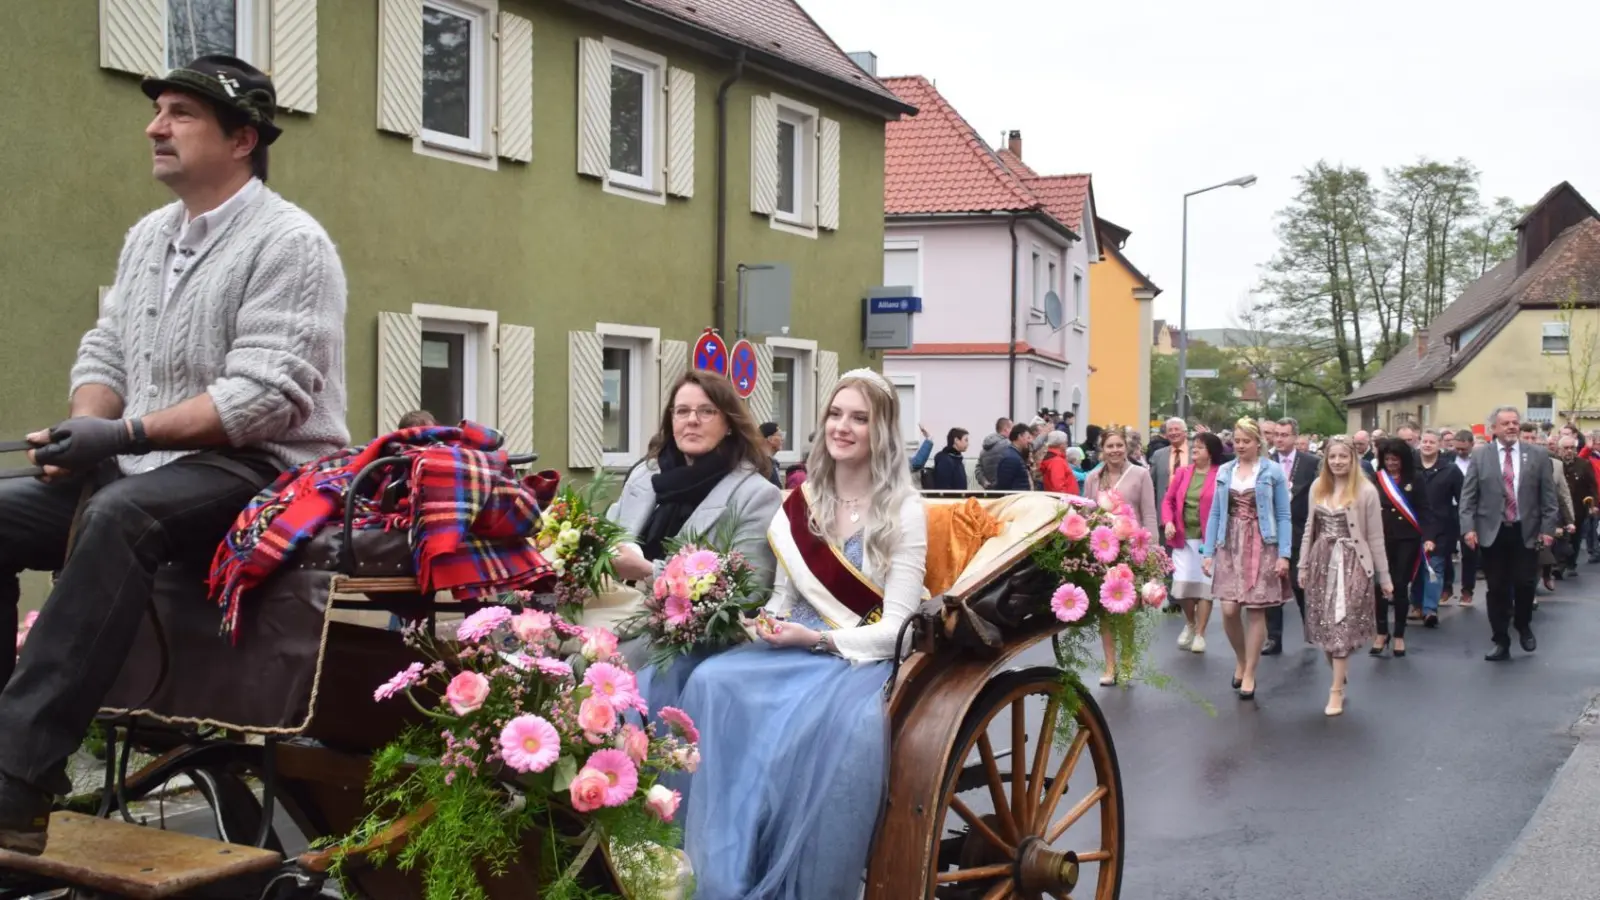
xmin=1006 ymin=130 xmax=1023 ymax=160
xmin=847 ymin=51 xmax=877 ymax=76
xmin=1415 ymin=328 xmax=1429 ymax=359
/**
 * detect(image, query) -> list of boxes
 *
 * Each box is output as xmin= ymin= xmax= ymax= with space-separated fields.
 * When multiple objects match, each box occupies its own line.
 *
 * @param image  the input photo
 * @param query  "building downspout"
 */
xmin=1007 ymin=213 xmax=1021 ymax=419
xmin=713 ymin=51 xmax=747 ymax=334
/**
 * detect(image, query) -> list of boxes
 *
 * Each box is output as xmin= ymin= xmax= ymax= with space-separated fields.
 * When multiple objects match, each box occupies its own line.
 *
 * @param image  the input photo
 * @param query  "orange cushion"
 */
xmin=924 ymin=497 xmax=1003 ymax=596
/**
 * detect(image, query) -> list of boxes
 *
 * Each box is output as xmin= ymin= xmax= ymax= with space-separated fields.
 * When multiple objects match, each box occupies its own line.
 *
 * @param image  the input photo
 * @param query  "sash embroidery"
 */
xmin=780 ymin=487 xmax=884 ymax=621
xmin=1377 ymin=471 xmax=1421 ymax=534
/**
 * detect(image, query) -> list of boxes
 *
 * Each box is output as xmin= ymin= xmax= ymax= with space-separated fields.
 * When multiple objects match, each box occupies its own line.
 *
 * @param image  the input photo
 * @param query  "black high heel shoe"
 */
xmin=1231 ymin=676 xmax=1243 ymax=690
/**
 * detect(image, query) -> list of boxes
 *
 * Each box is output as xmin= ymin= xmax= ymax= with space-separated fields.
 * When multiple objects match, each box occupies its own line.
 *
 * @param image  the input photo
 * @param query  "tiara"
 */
xmin=839 ymin=367 xmax=894 ymax=394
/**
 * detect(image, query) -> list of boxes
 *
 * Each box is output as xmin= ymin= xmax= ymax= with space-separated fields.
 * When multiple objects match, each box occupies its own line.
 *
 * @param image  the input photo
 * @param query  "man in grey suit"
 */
xmin=1265 ymin=417 xmax=1321 ymax=654
xmin=1147 ymin=417 xmax=1190 ymax=527
xmin=1460 ymin=406 xmax=1560 ymax=661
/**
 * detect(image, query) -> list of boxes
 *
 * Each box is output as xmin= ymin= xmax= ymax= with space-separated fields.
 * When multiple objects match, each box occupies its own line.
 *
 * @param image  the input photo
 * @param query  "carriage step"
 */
xmin=0 ymin=812 xmax=281 ymax=899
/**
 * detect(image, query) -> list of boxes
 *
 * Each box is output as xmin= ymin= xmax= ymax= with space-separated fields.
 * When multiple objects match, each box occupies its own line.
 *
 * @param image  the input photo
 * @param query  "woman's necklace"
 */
xmin=838 ymin=495 xmax=864 ymax=524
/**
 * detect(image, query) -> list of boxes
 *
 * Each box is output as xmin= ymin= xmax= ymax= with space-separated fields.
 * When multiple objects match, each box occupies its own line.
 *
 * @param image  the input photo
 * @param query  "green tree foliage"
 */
xmin=1150 ymin=343 xmax=1255 ymax=428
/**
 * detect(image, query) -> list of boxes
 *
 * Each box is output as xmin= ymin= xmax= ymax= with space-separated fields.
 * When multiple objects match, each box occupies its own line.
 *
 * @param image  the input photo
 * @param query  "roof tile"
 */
xmin=882 ymin=75 xmax=1044 ymax=216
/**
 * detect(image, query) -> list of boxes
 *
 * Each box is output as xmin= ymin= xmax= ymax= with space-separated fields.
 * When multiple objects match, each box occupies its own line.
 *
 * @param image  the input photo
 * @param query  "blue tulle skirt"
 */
xmin=634 ymin=646 xmax=711 ymax=801
xmin=680 ymin=643 xmax=890 ymax=900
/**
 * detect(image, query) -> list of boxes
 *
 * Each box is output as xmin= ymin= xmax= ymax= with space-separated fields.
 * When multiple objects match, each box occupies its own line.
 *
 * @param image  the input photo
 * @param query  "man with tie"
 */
xmin=1148 ymin=417 xmax=1189 ymax=530
xmin=1460 ymin=406 xmax=1559 ymax=661
xmin=1264 ymin=416 xmax=1321 ymax=654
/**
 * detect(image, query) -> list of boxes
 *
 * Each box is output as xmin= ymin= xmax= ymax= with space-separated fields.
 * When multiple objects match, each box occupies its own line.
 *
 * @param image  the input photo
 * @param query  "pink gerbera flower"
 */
xmin=456 ymin=606 xmax=513 ymax=643
xmin=499 ymin=715 xmax=561 ymax=774
xmin=374 ymin=662 xmax=424 ymax=702
xmin=510 ymin=609 xmax=553 ymax=645
xmin=1050 ymin=584 xmax=1090 ymax=623
xmin=583 ymin=748 xmax=639 ymax=807
xmin=1058 ymin=513 xmax=1090 ymax=541
xmin=534 ymin=657 xmax=573 ymax=680
xmin=657 ymin=706 xmax=700 ymax=743
xmin=663 ymin=594 xmax=694 ymax=628
xmin=682 ymin=549 xmax=721 ymax=579
xmin=584 ymin=662 xmax=644 ymax=712
xmin=1089 ymin=526 xmax=1120 ymax=564
xmin=1100 ymin=576 xmax=1137 ymax=614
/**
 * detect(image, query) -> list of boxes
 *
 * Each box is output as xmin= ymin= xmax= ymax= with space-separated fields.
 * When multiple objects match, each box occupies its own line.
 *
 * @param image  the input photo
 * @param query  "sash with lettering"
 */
xmin=767 ymin=484 xmax=884 ymax=628
xmin=1377 ymin=469 xmax=1426 ymax=580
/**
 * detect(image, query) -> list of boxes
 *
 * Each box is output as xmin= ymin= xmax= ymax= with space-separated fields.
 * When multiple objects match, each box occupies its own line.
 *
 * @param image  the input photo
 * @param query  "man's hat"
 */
xmin=142 ymin=55 xmax=282 ymax=145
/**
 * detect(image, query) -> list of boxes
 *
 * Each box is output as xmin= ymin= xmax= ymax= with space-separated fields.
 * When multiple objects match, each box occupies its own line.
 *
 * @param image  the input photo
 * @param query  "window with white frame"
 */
xmin=1542 ymin=321 xmax=1570 ymax=354
xmin=753 ymin=93 xmax=839 ymax=234
xmin=1051 ymin=382 xmax=1061 ymax=413
xmin=775 ymin=104 xmax=814 ymax=224
xmin=1527 ymin=393 xmax=1555 ymax=422
xmin=1031 ymin=250 xmax=1043 ymax=310
xmin=412 ymin=305 xmax=498 ymax=429
xmin=607 ymin=42 xmax=664 ymax=192
xmin=767 ymin=338 xmax=817 ymax=459
xmin=772 ymin=356 xmax=798 ymax=451
xmin=1048 ymin=259 xmax=1059 ymax=303
xmin=888 ymin=374 xmax=920 ymax=447
xmin=1072 ymin=269 xmax=1086 ymax=323
xmin=1035 ymin=380 xmax=1045 ymax=415
xmin=166 ymin=0 xmax=260 ymax=67
xmin=883 ymin=239 xmax=920 ymax=295
xmin=421 ymin=0 xmax=488 ymax=155
xmin=601 ymin=343 xmax=638 ymax=456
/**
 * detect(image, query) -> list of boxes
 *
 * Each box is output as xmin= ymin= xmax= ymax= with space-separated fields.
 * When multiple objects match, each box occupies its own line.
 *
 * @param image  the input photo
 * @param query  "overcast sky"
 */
xmin=802 ymin=0 xmax=1600 ymax=329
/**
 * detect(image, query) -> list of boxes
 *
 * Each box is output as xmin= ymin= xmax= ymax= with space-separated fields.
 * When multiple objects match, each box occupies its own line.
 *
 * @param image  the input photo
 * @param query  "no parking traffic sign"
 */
xmin=693 ymin=328 xmax=728 ymax=375
xmin=729 ymin=339 xmax=758 ymax=399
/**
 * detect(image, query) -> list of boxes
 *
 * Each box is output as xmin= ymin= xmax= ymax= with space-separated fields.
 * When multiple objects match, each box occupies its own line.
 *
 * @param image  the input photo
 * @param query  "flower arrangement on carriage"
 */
xmin=330 ymin=605 xmax=697 ymax=900
xmin=530 ymin=478 xmax=629 ymax=618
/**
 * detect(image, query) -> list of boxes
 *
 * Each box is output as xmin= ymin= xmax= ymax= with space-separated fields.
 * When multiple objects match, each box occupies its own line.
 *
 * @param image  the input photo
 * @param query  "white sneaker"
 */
xmin=1177 ymin=626 xmax=1194 ymax=650
xmin=1191 ymin=634 xmax=1207 ymax=653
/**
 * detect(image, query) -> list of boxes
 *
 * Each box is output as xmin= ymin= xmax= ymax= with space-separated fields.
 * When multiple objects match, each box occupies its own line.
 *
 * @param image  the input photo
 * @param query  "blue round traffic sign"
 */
xmin=729 ymin=339 xmax=758 ymax=399
xmin=693 ymin=329 xmax=728 ymax=375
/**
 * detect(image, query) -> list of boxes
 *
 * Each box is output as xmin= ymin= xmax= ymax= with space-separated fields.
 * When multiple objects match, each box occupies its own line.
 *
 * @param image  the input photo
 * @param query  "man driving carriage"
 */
xmin=0 ymin=56 xmax=347 ymax=855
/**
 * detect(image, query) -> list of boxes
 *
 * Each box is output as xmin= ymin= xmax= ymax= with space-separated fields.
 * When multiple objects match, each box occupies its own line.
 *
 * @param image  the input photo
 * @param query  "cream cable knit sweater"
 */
xmin=70 ymin=186 xmax=349 ymax=474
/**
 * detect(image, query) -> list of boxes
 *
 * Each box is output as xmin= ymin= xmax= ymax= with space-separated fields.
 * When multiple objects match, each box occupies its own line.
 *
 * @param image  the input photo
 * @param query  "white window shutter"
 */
xmin=750 ymin=95 xmax=778 ymax=215
xmin=665 ymin=67 xmax=696 ymax=198
xmin=815 ymin=350 xmax=839 ymax=425
xmin=270 ymin=0 xmax=318 ymax=113
xmin=746 ymin=344 xmax=776 ymax=426
xmin=576 ymin=38 xmax=612 ymax=179
xmin=568 ymin=332 xmax=604 ymax=468
xmin=376 ymin=0 xmax=423 ymax=137
xmin=376 ymin=312 xmax=423 ymax=435
xmin=498 ymin=324 xmax=536 ymax=457
xmin=100 ymin=0 xmax=164 ymax=77
xmin=496 ymin=11 xmax=534 ymax=163
xmin=659 ymin=339 xmax=689 ymax=399
xmin=817 ymin=117 xmax=841 ymax=231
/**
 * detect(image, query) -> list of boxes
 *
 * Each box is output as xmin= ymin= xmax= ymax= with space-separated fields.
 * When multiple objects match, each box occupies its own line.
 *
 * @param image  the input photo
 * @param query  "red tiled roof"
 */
xmin=625 ymin=0 xmax=905 ymax=109
xmin=1025 ymin=174 xmax=1091 ymax=231
xmin=882 ymin=76 xmax=1044 ymax=216
xmin=996 ymin=148 xmax=1038 ymax=178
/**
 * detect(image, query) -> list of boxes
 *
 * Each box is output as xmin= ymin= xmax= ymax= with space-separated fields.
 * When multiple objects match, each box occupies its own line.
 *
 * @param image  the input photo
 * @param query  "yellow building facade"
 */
xmin=1088 ymin=221 xmax=1161 ymax=430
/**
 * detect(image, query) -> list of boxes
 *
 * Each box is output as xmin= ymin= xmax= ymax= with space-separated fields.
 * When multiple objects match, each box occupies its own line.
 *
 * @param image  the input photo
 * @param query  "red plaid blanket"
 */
xmin=209 ymin=423 xmax=557 ymax=640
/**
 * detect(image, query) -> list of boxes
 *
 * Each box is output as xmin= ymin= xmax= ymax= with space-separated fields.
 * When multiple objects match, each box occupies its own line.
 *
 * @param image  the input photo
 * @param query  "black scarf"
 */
xmin=637 ymin=443 xmax=734 ymax=561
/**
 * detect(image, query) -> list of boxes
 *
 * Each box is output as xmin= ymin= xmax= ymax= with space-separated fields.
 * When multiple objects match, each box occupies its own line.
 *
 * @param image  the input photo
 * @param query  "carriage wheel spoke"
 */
xmin=935 ymin=862 xmax=1012 ymax=884
xmin=977 ymin=733 xmax=1020 ymax=843
xmin=1026 ymin=694 xmax=1061 ymax=827
xmin=1072 ymin=849 xmax=1111 ymax=863
xmin=980 ymin=881 xmax=1014 ymax=900
xmin=1044 ymin=785 xmax=1108 ymax=844
xmin=1032 ymin=728 xmax=1087 ymax=833
xmin=948 ymin=796 xmax=1014 ymax=857
xmin=1010 ymin=698 xmax=1028 ymax=827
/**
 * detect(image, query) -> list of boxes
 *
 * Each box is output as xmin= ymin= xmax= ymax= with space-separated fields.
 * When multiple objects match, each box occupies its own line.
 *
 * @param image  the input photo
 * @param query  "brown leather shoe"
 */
xmin=0 ymin=774 xmax=51 ymax=856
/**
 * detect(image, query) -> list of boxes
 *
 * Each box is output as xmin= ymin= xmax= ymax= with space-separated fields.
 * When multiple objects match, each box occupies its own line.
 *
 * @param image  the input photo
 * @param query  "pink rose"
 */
xmin=569 ymin=767 xmax=609 ymax=812
xmin=445 ymin=671 xmax=491 ymax=715
xmin=581 ymin=627 xmax=619 ymax=662
xmin=1109 ymin=563 xmax=1134 ymax=583
xmin=578 ymin=695 xmax=618 ymax=735
xmin=645 ymin=784 xmax=681 ymax=822
xmin=669 ymin=746 xmax=700 ymax=773
xmin=618 ymin=723 xmax=650 ymax=764
xmin=664 ymin=594 xmax=694 ymax=628
xmin=1112 ymin=516 xmax=1136 ymax=541
xmin=510 ymin=609 xmax=553 ymax=645
xmin=1141 ymin=581 xmax=1167 ymax=608
xmin=1096 ymin=490 xmax=1120 ymax=512
xmin=1058 ymin=513 xmax=1090 ymax=541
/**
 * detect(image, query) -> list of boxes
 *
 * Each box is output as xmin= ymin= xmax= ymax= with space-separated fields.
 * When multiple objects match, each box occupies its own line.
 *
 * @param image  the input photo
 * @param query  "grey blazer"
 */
xmin=1149 ymin=445 xmax=1175 ymax=525
xmin=1459 ymin=441 xmax=1560 ymax=549
xmin=609 ymin=460 xmax=782 ymax=587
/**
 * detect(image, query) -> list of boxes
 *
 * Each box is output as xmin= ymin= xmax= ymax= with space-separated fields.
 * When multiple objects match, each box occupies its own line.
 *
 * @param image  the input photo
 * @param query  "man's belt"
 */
xmin=0 ymin=439 xmax=45 ymax=480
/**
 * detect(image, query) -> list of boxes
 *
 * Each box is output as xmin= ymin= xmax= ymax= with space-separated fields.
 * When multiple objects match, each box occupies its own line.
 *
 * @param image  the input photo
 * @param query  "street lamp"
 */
xmin=1177 ymin=174 xmax=1256 ymax=421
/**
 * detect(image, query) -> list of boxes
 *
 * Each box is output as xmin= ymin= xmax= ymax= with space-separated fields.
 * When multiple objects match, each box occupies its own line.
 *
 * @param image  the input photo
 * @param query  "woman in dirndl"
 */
xmin=1162 ymin=431 xmax=1224 ymax=654
xmin=1201 ymin=417 xmax=1292 ymax=700
xmin=1299 ymin=436 xmax=1390 ymax=716
xmin=676 ymin=369 xmax=928 ymax=900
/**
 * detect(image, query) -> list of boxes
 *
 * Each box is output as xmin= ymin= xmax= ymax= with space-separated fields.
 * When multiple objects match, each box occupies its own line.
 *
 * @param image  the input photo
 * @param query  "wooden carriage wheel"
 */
xmin=929 ymin=667 xmax=1123 ymax=900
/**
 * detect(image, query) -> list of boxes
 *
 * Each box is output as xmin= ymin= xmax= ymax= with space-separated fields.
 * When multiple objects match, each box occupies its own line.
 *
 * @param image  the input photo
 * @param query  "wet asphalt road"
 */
xmin=1072 ymin=578 xmax=1600 ymax=900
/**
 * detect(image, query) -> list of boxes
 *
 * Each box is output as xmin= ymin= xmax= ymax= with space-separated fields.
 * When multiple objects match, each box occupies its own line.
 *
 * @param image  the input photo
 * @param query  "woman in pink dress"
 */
xmin=1083 ymin=427 xmax=1157 ymax=685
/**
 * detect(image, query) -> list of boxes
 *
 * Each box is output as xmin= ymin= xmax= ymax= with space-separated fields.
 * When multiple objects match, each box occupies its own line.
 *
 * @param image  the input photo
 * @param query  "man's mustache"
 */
xmin=152 ymin=142 xmax=177 ymax=156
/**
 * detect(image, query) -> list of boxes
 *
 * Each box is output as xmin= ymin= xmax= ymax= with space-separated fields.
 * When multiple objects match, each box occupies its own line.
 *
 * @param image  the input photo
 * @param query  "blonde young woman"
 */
xmin=1201 ymin=418 xmax=1292 ymax=700
xmin=1083 ymin=427 xmax=1158 ymax=685
xmin=1298 ymin=436 xmax=1391 ymax=716
xmin=677 ymin=369 xmax=928 ymax=899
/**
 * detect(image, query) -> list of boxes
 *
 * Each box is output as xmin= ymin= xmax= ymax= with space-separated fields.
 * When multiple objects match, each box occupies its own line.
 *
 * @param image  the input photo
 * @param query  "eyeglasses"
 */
xmin=672 ymin=406 xmax=722 ymax=422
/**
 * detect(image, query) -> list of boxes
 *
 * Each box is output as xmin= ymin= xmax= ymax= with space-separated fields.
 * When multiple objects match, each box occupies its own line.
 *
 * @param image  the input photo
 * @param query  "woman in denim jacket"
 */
xmin=1201 ymin=418 xmax=1293 ymax=700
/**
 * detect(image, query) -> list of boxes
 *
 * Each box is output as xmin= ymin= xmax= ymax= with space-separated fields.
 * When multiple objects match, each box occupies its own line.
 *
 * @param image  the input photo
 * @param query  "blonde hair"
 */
xmin=804 ymin=372 xmax=916 ymax=575
xmin=1233 ymin=417 xmax=1263 ymax=446
xmin=1310 ymin=436 xmax=1366 ymax=508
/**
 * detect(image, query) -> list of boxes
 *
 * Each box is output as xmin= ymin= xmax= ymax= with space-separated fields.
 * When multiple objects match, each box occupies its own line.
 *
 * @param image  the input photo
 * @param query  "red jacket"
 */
xmin=1039 ymin=448 xmax=1079 ymax=494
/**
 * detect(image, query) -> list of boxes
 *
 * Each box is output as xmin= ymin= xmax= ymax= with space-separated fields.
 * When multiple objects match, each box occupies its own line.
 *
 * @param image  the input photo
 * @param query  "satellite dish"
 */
xmin=1042 ymin=290 xmax=1066 ymax=331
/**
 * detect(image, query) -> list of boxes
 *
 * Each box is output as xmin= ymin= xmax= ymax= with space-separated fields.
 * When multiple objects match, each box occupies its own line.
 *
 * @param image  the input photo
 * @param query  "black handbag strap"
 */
xmin=0 ymin=439 xmax=43 ymax=480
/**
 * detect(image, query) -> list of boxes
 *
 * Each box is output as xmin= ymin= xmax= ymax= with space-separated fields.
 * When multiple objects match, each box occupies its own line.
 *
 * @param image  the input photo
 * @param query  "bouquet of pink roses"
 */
xmin=1034 ymin=489 xmax=1174 ymax=626
xmin=628 ymin=542 xmax=767 ymax=668
xmin=334 ymin=606 xmax=698 ymax=900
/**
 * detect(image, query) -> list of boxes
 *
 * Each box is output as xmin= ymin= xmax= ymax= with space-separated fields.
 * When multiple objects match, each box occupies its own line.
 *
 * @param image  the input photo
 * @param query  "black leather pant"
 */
xmin=1375 ymin=538 xmax=1420 ymax=637
xmin=1265 ymin=555 xmax=1305 ymax=643
xmin=0 ymin=453 xmax=274 ymax=795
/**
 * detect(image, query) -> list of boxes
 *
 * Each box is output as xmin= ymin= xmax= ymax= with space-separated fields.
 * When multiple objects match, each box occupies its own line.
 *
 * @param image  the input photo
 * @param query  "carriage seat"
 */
xmin=923 ymin=493 xmax=1066 ymax=598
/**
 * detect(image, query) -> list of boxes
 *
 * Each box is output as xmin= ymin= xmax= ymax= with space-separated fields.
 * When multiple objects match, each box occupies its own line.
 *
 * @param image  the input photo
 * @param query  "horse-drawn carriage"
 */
xmin=0 ymin=450 xmax=1125 ymax=900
